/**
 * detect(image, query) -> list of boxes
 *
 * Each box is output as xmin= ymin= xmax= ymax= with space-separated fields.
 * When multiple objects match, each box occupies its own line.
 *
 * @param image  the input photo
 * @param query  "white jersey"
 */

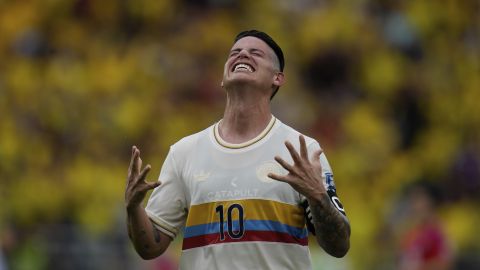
xmin=146 ymin=116 xmax=338 ymax=270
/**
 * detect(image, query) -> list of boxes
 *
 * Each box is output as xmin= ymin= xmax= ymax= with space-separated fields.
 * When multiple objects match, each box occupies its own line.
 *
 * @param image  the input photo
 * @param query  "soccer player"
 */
xmin=125 ymin=30 xmax=350 ymax=269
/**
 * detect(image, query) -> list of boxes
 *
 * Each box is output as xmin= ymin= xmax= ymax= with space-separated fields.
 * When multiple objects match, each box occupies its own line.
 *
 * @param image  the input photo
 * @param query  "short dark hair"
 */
xmin=234 ymin=30 xmax=284 ymax=72
xmin=234 ymin=30 xmax=285 ymax=99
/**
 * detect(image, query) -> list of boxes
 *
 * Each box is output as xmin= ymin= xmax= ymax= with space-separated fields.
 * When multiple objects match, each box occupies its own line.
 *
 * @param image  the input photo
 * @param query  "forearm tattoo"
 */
xmin=127 ymin=213 xmax=160 ymax=252
xmin=310 ymin=193 xmax=350 ymax=256
xmin=153 ymin=227 xmax=161 ymax=243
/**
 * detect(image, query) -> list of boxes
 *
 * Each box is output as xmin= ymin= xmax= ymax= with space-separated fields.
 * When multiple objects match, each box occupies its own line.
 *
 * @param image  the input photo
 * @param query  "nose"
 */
xmin=237 ymin=49 xmax=250 ymax=59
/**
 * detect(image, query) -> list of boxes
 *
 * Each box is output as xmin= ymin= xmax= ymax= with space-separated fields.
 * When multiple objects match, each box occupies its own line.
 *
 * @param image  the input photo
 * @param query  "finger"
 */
xmin=128 ymin=146 xmax=137 ymax=174
xmin=127 ymin=148 xmax=140 ymax=184
xmin=151 ymin=181 xmax=162 ymax=189
xmin=142 ymin=181 xmax=161 ymax=192
xmin=136 ymin=164 xmax=151 ymax=183
xmin=274 ymin=156 xmax=296 ymax=174
xmin=134 ymin=149 xmax=141 ymax=174
xmin=311 ymin=149 xmax=323 ymax=164
xmin=267 ymin=173 xmax=291 ymax=183
xmin=299 ymin=135 xmax=308 ymax=160
xmin=285 ymin=141 xmax=302 ymax=165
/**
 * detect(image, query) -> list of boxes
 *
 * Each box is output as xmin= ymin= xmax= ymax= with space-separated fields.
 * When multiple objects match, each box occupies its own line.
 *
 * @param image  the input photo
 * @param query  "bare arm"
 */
xmin=308 ymin=193 xmax=350 ymax=257
xmin=125 ymin=146 xmax=172 ymax=259
xmin=268 ymin=136 xmax=350 ymax=257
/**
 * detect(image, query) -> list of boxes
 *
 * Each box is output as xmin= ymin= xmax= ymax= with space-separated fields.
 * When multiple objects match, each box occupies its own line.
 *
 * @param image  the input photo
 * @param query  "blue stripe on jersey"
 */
xmin=184 ymin=219 xmax=308 ymax=239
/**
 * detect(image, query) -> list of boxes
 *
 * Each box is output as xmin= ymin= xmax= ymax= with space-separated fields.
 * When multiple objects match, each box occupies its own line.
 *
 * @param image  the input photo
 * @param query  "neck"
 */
xmin=219 ymin=88 xmax=272 ymax=144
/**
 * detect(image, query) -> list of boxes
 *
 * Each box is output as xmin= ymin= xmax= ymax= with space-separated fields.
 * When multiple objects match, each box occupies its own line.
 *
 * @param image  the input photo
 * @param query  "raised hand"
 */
xmin=269 ymin=135 xmax=350 ymax=257
xmin=125 ymin=146 xmax=161 ymax=210
xmin=268 ymin=135 xmax=326 ymax=200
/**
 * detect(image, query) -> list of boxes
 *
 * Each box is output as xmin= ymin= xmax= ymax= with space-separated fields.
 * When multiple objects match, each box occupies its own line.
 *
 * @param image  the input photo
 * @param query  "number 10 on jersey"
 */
xmin=215 ymin=204 xmax=245 ymax=241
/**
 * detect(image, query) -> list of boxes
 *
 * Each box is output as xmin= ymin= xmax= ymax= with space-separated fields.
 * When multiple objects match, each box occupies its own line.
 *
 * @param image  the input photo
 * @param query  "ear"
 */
xmin=221 ymin=81 xmax=224 ymax=88
xmin=272 ymin=72 xmax=285 ymax=88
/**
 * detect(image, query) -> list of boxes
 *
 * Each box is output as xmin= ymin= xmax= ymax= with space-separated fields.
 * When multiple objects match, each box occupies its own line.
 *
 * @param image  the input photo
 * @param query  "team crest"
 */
xmin=256 ymin=162 xmax=283 ymax=183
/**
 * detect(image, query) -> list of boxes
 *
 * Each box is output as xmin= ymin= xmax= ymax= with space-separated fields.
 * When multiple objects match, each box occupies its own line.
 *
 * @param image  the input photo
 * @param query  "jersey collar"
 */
xmin=213 ymin=116 xmax=276 ymax=149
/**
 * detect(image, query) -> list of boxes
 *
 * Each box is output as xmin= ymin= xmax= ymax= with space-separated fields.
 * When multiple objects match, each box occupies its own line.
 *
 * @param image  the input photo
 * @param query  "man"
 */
xmin=125 ymin=30 xmax=350 ymax=269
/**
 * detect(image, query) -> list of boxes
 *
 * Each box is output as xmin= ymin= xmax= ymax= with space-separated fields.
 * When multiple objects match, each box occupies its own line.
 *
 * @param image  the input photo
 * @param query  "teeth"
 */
xmin=234 ymin=63 xmax=253 ymax=72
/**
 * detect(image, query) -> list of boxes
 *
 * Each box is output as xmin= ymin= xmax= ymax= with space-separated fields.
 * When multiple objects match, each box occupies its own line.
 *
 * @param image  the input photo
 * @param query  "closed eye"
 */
xmin=229 ymin=49 xmax=241 ymax=57
xmin=229 ymin=48 xmax=265 ymax=58
xmin=250 ymin=49 xmax=264 ymax=57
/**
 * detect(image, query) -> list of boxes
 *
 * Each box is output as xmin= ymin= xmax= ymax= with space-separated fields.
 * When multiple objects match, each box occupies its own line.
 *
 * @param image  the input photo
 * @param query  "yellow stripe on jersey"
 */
xmin=186 ymin=199 xmax=305 ymax=229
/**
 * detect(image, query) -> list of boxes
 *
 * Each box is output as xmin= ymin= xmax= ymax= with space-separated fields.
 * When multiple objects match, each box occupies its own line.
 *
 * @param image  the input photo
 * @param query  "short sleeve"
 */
xmin=145 ymin=147 xmax=188 ymax=239
xmin=307 ymin=141 xmax=333 ymax=179
xmin=307 ymin=141 xmax=346 ymax=215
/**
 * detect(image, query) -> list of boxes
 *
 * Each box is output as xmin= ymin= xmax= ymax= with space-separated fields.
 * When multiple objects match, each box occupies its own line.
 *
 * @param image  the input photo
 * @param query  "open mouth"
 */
xmin=232 ymin=63 xmax=255 ymax=73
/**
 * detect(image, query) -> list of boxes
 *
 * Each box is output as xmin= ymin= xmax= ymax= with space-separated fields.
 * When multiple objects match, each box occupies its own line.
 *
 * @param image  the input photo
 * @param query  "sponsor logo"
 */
xmin=207 ymin=189 xmax=259 ymax=200
xmin=325 ymin=172 xmax=335 ymax=190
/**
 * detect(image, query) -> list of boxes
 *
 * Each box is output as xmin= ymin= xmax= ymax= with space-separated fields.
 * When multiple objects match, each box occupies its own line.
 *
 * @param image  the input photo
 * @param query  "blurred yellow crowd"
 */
xmin=1 ymin=0 xmax=479 ymax=269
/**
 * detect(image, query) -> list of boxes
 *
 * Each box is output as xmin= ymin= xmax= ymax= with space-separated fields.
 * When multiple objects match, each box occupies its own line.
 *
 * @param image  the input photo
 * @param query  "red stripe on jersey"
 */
xmin=182 ymin=230 xmax=308 ymax=250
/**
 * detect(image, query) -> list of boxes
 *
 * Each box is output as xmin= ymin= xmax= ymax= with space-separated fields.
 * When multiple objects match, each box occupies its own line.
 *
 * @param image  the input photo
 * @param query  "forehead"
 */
xmin=231 ymin=36 xmax=273 ymax=54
